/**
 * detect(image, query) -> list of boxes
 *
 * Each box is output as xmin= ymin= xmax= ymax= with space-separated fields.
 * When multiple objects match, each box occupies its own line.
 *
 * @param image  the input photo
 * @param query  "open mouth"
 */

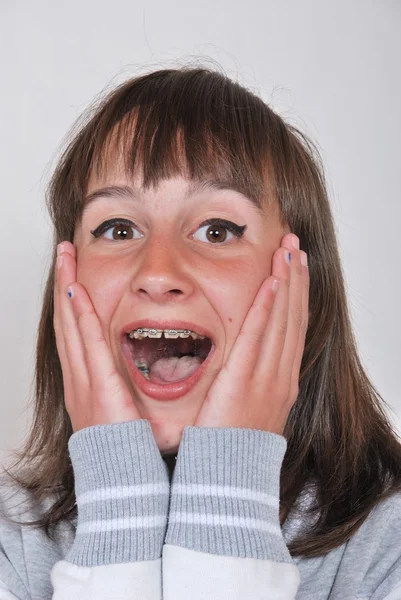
xmin=125 ymin=330 xmax=213 ymax=385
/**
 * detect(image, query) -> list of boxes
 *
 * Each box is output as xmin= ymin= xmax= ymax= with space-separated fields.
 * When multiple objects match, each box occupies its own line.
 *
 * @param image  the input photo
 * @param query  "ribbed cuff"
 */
xmin=165 ymin=426 xmax=292 ymax=563
xmin=66 ymin=419 xmax=170 ymax=567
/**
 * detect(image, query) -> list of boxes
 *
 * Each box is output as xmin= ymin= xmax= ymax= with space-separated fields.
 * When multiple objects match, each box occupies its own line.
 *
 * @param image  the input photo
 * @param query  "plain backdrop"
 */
xmin=0 ymin=0 xmax=400 ymax=466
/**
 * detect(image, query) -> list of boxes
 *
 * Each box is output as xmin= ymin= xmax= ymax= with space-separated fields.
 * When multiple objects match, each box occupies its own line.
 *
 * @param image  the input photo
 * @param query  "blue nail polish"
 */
xmin=67 ymin=287 xmax=73 ymax=298
xmin=289 ymin=252 xmax=292 ymax=262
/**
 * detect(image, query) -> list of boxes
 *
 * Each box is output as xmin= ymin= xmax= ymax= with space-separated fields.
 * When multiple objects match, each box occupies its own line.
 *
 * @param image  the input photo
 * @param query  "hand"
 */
xmin=54 ymin=241 xmax=141 ymax=433
xmin=193 ymin=233 xmax=309 ymax=436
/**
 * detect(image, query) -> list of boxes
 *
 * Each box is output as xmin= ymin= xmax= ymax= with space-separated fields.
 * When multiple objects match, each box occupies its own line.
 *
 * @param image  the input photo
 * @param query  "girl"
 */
xmin=1 ymin=66 xmax=401 ymax=599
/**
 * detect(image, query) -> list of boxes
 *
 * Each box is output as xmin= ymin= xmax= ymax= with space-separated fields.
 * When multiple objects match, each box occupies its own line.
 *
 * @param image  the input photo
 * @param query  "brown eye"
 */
xmin=111 ymin=225 xmax=133 ymax=240
xmin=206 ymin=224 xmax=227 ymax=243
xmin=193 ymin=219 xmax=247 ymax=245
xmin=91 ymin=219 xmax=142 ymax=241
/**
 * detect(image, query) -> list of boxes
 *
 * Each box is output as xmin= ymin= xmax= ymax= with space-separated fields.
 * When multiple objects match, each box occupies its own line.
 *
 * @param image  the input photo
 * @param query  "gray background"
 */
xmin=0 ymin=0 xmax=400 ymax=465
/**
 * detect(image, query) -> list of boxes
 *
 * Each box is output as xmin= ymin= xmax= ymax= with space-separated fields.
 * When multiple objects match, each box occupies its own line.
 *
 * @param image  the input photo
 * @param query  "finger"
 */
xmin=54 ymin=251 xmax=68 ymax=368
xmin=67 ymin=282 xmax=127 ymax=397
xmin=289 ymin=250 xmax=310 ymax=392
xmin=58 ymin=241 xmax=76 ymax=259
xmin=220 ymin=276 xmax=278 ymax=383
xmin=278 ymin=240 xmax=304 ymax=376
xmin=57 ymin=249 xmax=89 ymax=392
xmin=53 ymin=243 xmax=77 ymax=385
xmin=254 ymin=247 xmax=290 ymax=380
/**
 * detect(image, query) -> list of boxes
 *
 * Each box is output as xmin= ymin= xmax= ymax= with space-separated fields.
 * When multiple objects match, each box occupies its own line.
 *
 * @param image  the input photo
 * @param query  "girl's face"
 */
xmin=73 ymin=155 xmax=289 ymax=455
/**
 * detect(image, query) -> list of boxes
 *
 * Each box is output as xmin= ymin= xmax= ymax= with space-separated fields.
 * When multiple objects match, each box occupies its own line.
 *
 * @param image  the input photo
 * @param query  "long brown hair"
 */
xmin=3 ymin=64 xmax=401 ymax=558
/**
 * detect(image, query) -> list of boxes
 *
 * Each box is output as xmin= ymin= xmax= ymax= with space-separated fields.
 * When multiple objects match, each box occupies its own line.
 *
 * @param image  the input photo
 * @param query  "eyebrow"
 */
xmin=82 ymin=178 xmax=265 ymax=217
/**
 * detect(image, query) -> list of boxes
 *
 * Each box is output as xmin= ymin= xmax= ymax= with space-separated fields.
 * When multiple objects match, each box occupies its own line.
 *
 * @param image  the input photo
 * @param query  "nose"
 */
xmin=131 ymin=235 xmax=195 ymax=304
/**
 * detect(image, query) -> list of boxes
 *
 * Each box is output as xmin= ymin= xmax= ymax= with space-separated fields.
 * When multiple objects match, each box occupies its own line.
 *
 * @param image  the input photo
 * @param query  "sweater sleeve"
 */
xmin=162 ymin=426 xmax=300 ymax=599
xmin=50 ymin=419 xmax=170 ymax=600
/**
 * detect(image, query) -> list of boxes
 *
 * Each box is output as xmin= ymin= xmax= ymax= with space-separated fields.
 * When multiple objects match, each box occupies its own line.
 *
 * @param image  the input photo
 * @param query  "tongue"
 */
xmin=149 ymin=355 xmax=202 ymax=384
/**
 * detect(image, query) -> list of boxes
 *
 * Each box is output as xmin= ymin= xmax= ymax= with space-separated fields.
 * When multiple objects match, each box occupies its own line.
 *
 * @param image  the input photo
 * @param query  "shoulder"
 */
xmin=0 ymin=473 xmax=73 ymax=599
xmin=0 ymin=471 xmax=74 ymax=544
xmin=339 ymin=491 xmax=401 ymax=598
xmin=360 ymin=490 xmax=401 ymax=535
xmin=344 ymin=491 xmax=401 ymax=563
xmin=284 ymin=486 xmax=401 ymax=547
xmin=0 ymin=473 xmax=36 ymax=597
xmin=0 ymin=472 xmax=49 ymax=525
xmin=0 ymin=470 xmax=75 ymax=560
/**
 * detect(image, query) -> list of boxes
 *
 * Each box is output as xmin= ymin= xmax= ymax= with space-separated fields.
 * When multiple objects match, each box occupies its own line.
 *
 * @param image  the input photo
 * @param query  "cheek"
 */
xmin=76 ymin=257 xmax=126 ymax=322
xmin=200 ymin=254 xmax=272 ymax=332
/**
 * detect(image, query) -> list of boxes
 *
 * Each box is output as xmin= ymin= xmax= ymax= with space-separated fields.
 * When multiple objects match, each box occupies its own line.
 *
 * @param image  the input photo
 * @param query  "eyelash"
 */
xmin=90 ymin=218 xmax=247 ymax=244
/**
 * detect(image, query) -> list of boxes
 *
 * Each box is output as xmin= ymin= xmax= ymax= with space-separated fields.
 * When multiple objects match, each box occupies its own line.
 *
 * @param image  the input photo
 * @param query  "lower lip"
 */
xmin=121 ymin=340 xmax=216 ymax=400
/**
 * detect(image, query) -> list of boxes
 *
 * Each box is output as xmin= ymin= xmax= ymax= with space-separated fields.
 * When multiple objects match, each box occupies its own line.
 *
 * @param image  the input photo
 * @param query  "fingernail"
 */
xmin=285 ymin=250 xmax=292 ymax=265
xmin=291 ymin=235 xmax=299 ymax=249
xmin=57 ymin=256 xmax=63 ymax=269
xmin=301 ymin=251 xmax=308 ymax=266
xmin=57 ymin=243 xmax=64 ymax=257
xmin=67 ymin=286 xmax=74 ymax=299
xmin=272 ymin=278 xmax=280 ymax=293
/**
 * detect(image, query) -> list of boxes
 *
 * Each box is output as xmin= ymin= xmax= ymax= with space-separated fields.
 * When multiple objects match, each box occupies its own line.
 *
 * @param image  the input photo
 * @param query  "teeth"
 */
xmin=134 ymin=360 xmax=150 ymax=380
xmin=147 ymin=329 xmax=163 ymax=339
xmin=165 ymin=329 xmax=188 ymax=339
xmin=135 ymin=360 xmax=148 ymax=369
xmin=128 ymin=328 xmax=205 ymax=340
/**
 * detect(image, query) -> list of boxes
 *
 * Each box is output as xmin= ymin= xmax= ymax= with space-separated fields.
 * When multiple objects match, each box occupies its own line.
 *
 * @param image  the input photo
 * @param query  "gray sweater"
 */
xmin=0 ymin=419 xmax=400 ymax=599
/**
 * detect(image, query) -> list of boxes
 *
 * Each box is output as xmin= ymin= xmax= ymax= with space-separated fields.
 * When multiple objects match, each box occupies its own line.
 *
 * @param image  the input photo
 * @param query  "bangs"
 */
xmin=87 ymin=69 xmax=275 ymax=212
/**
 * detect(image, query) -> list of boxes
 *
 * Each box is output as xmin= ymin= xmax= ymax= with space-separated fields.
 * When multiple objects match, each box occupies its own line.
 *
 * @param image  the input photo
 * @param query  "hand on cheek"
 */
xmin=54 ymin=241 xmax=141 ymax=433
xmin=193 ymin=233 xmax=309 ymax=436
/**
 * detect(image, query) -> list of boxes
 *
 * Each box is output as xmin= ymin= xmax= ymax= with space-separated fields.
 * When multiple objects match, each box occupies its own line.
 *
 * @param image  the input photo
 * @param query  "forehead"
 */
xmin=83 ymin=181 xmax=273 ymax=229
xmin=84 ymin=114 xmax=277 ymax=220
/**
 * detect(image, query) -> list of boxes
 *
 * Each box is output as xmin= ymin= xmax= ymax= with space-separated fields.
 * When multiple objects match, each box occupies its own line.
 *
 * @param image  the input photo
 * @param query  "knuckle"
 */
xmin=294 ymin=309 xmax=303 ymax=328
xmin=248 ymin=330 xmax=264 ymax=345
xmin=278 ymin=319 xmax=288 ymax=336
xmin=76 ymin=311 xmax=86 ymax=328
xmin=84 ymin=333 xmax=104 ymax=349
xmin=76 ymin=309 xmax=94 ymax=329
xmin=259 ymin=300 xmax=272 ymax=315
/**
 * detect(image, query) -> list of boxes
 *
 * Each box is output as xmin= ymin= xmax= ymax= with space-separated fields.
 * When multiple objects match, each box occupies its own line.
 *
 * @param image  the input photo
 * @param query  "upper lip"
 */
xmin=121 ymin=319 xmax=215 ymax=343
